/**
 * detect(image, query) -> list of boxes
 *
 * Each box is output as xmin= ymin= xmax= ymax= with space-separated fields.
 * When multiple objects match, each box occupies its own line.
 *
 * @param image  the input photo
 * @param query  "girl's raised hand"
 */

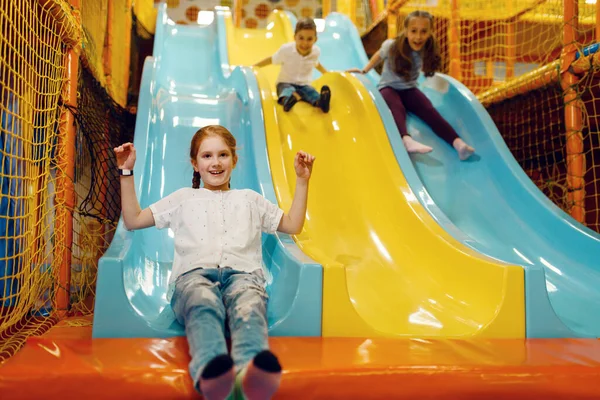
xmin=346 ymin=68 xmax=363 ymax=74
xmin=294 ymin=151 xmax=315 ymax=181
xmin=114 ymin=143 xmax=136 ymax=170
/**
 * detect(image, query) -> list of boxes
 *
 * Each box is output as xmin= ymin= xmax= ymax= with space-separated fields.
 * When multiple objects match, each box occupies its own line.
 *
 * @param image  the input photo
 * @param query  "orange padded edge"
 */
xmin=1 ymin=322 xmax=600 ymax=399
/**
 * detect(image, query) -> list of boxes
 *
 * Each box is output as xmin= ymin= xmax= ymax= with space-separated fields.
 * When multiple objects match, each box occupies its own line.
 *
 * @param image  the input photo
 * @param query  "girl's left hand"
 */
xmin=294 ymin=151 xmax=315 ymax=181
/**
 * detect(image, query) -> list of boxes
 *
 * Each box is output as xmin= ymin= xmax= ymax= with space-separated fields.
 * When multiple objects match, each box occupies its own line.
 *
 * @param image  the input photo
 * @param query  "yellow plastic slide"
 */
xmin=225 ymin=11 xmax=525 ymax=337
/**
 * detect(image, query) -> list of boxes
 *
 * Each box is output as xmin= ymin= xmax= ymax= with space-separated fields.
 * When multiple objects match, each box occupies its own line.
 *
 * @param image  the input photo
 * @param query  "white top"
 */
xmin=272 ymin=42 xmax=321 ymax=85
xmin=149 ymin=188 xmax=284 ymax=285
xmin=377 ymin=38 xmax=422 ymax=91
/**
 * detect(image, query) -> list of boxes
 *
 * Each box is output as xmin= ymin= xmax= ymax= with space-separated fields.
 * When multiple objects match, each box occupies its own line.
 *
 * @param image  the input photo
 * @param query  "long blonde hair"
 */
xmin=389 ymin=10 xmax=441 ymax=79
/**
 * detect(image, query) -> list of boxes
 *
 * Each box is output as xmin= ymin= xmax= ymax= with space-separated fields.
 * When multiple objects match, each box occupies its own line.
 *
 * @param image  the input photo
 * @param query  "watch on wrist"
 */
xmin=119 ymin=169 xmax=133 ymax=176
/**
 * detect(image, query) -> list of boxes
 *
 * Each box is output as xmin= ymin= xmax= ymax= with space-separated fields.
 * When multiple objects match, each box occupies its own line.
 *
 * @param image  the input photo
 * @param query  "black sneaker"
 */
xmin=318 ymin=85 xmax=331 ymax=113
xmin=283 ymin=95 xmax=298 ymax=112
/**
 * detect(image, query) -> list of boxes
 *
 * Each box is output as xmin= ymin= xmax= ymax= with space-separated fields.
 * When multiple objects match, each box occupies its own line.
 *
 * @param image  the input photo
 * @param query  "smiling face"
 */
xmin=405 ymin=16 xmax=432 ymax=52
xmin=294 ymin=28 xmax=317 ymax=56
xmin=192 ymin=135 xmax=237 ymax=191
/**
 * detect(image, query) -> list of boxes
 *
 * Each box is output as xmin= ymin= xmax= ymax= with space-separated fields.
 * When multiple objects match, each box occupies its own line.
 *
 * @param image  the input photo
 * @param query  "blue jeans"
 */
xmin=171 ymin=267 xmax=269 ymax=385
xmin=276 ymin=82 xmax=320 ymax=105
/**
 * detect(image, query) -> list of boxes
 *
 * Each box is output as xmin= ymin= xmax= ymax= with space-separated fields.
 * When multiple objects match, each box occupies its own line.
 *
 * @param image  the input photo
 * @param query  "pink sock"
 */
xmin=199 ymin=354 xmax=235 ymax=400
xmin=241 ymin=350 xmax=282 ymax=400
xmin=453 ymin=138 xmax=475 ymax=161
xmin=403 ymin=135 xmax=433 ymax=154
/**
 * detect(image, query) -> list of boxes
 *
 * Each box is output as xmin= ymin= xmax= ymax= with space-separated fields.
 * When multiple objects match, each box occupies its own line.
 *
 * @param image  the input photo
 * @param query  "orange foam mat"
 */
xmin=1 ymin=326 xmax=600 ymax=399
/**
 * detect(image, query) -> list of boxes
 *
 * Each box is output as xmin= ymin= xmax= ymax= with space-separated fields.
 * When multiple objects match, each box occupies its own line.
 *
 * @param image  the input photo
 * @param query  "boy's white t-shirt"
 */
xmin=149 ymin=188 xmax=284 ymax=286
xmin=272 ymin=42 xmax=320 ymax=85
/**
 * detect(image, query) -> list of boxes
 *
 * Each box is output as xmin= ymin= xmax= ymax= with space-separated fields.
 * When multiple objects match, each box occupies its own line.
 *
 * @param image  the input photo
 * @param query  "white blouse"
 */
xmin=149 ymin=188 xmax=284 ymax=285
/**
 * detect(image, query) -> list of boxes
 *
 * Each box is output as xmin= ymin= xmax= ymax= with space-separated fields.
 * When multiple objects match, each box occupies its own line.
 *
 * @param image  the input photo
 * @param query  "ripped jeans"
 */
xmin=171 ymin=267 xmax=269 ymax=384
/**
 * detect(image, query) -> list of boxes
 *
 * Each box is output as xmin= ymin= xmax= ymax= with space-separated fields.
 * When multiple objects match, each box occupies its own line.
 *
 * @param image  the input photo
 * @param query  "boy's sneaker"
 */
xmin=283 ymin=95 xmax=298 ymax=112
xmin=318 ymin=85 xmax=331 ymax=113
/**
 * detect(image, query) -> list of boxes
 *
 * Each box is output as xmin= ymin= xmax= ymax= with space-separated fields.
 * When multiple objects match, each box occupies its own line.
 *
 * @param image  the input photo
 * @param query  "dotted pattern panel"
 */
xmin=164 ymin=0 xmax=321 ymax=28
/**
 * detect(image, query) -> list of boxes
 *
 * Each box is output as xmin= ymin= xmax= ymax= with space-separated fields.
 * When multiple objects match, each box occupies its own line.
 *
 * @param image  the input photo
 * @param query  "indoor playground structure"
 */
xmin=1 ymin=0 xmax=600 ymax=398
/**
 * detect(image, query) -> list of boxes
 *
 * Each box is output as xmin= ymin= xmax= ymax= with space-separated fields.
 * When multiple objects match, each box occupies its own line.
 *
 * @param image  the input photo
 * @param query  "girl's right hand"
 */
xmin=114 ymin=143 xmax=136 ymax=170
xmin=346 ymin=68 xmax=364 ymax=74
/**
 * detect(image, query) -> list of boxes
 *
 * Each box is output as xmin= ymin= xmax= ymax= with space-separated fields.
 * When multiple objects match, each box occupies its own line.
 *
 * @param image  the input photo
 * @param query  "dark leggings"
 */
xmin=379 ymin=87 xmax=459 ymax=145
